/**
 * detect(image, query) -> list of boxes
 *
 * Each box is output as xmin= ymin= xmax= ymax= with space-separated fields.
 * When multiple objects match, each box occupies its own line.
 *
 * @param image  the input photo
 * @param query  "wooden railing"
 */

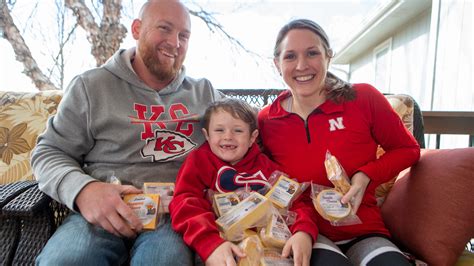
xmin=422 ymin=111 xmax=474 ymax=148
xmin=219 ymin=89 xmax=474 ymax=149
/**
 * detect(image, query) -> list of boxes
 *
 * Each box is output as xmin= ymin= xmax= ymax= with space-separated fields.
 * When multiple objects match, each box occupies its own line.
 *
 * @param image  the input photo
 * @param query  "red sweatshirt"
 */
xmin=170 ymin=142 xmax=279 ymax=261
xmin=258 ymin=83 xmax=420 ymax=242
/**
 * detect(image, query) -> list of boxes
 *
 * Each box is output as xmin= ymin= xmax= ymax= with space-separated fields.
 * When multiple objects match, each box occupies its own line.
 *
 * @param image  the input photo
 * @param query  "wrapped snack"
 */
xmin=123 ymin=193 xmax=160 ymax=230
xmin=260 ymin=206 xmax=292 ymax=249
xmin=311 ymin=184 xmax=361 ymax=226
xmin=212 ymin=191 xmax=240 ymax=217
xmin=313 ymin=189 xmax=351 ymax=221
xmin=324 ymin=151 xmax=351 ymax=194
xmin=260 ymin=248 xmax=294 ymax=266
xmin=106 ymin=171 xmax=122 ymax=185
xmin=237 ymin=235 xmax=264 ymax=266
xmin=143 ymin=182 xmax=174 ymax=213
xmin=216 ymin=192 xmax=271 ymax=241
xmin=265 ymin=174 xmax=302 ymax=209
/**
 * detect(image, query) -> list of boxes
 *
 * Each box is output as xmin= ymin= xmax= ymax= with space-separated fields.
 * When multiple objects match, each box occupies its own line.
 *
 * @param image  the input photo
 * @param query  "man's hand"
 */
xmin=205 ymin=241 xmax=245 ymax=266
xmin=341 ymin=171 xmax=370 ymax=214
xmin=75 ymin=182 xmax=143 ymax=238
xmin=282 ymin=231 xmax=312 ymax=266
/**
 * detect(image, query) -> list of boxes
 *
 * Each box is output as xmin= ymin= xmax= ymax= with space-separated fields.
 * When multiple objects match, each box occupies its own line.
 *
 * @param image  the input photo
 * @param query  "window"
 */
xmin=373 ymin=38 xmax=392 ymax=92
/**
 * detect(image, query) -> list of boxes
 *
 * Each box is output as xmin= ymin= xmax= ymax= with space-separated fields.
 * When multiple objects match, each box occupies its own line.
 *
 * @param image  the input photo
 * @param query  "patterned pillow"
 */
xmin=0 ymin=90 xmax=62 ymax=184
xmin=375 ymin=94 xmax=415 ymax=205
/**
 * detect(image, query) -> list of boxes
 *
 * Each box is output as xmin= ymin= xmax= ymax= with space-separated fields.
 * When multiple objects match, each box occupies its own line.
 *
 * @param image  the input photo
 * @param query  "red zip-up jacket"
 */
xmin=258 ymin=83 xmax=420 ymax=243
xmin=170 ymin=142 xmax=279 ymax=261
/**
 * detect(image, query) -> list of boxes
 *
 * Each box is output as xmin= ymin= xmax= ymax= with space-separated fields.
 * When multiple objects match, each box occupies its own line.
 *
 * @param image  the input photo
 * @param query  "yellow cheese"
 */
xmin=260 ymin=248 xmax=294 ymax=266
xmin=260 ymin=209 xmax=292 ymax=248
xmin=237 ymin=235 xmax=264 ymax=266
xmin=123 ymin=193 xmax=160 ymax=230
xmin=313 ymin=189 xmax=351 ymax=221
xmin=143 ymin=182 xmax=174 ymax=213
xmin=216 ymin=192 xmax=271 ymax=241
xmin=324 ymin=155 xmax=351 ymax=194
xmin=213 ymin=192 xmax=240 ymax=217
xmin=265 ymin=175 xmax=301 ymax=209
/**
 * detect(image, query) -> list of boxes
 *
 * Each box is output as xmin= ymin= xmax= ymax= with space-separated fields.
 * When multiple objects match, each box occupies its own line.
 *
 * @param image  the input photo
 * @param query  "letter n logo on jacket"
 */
xmin=329 ymin=117 xmax=345 ymax=131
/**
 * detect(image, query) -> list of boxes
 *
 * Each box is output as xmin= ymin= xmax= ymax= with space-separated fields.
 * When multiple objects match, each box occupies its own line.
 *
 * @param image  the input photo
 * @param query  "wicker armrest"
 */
xmin=2 ymin=185 xmax=52 ymax=217
xmin=0 ymin=181 xmax=38 ymax=209
xmin=0 ymin=181 xmax=70 ymax=265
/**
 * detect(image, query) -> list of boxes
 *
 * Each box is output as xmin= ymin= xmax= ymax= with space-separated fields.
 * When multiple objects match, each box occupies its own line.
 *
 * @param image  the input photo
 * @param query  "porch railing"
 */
xmin=219 ymin=89 xmax=474 ymax=148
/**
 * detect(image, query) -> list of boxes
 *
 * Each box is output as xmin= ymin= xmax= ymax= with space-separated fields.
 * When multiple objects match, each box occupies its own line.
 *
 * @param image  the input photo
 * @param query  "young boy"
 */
xmin=170 ymin=98 xmax=279 ymax=265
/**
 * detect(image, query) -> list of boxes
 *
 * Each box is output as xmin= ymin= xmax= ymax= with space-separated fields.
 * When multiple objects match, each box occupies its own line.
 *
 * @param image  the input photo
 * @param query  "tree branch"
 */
xmin=0 ymin=0 xmax=58 ymax=91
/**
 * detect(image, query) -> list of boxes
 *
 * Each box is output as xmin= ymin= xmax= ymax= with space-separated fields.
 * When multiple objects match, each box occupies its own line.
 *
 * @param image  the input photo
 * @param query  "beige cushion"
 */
xmin=0 ymin=90 xmax=63 ymax=184
xmin=382 ymin=148 xmax=474 ymax=266
xmin=375 ymin=94 xmax=415 ymax=205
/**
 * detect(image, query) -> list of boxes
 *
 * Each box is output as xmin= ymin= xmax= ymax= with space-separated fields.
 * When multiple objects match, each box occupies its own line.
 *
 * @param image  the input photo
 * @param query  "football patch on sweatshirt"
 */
xmin=215 ymin=166 xmax=269 ymax=193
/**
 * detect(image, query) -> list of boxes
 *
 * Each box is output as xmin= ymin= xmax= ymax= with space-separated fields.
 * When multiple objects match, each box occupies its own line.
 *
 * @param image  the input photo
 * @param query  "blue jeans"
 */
xmin=36 ymin=213 xmax=193 ymax=266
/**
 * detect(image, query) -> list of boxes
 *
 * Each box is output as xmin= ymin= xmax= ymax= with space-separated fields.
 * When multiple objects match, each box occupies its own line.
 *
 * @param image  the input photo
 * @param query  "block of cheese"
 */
xmin=265 ymin=175 xmax=301 ymax=209
xmin=324 ymin=155 xmax=351 ymax=194
xmin=260 ymin=248 xmax=294 ymax=266
xmin=237 ymin=235 xmax=264 ymax=266
xmin=213 ymin=192 xmax=240 ymax=217
xmin=216 ymin=192 xmax=270 ymax=241
xmin=143 ymin=182 xmax=174 ymax=213
xmin=313 ymin=189 xmax=351 ymax=221
xmin=260 ymin=209 xmax=292 ymax=248
xmin=123 ymin=193 xmax=160 ymax=230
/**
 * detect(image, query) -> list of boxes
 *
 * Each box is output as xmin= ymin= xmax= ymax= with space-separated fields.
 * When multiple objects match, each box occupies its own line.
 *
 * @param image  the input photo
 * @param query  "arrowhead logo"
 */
xmin=141 ymin=129 xmax=196 ymax=162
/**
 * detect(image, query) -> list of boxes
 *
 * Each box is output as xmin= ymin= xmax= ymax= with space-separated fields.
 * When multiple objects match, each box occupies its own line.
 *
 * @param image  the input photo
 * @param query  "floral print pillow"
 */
xmin=0 ymin=90 xmax=62 ymax=184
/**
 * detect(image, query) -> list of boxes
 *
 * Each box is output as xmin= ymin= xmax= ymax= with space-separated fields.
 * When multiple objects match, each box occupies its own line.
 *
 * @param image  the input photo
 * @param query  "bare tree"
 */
xmin=0 ymin=0 xmax=249 ymax=91
xmin=0 ymin=0 xmax=57 ymax=91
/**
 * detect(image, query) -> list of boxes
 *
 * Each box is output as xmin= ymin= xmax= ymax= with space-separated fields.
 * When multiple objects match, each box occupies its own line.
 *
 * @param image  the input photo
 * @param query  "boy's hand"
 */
xmin=205 ymin=241 xmax=245 ymax=266
xmin=282 ymin=231 xmax=312 ymax=266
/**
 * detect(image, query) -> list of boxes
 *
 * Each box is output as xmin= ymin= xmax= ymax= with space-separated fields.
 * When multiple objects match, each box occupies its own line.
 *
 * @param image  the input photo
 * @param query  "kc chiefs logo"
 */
xmin=131 ymin=103 xmax=198 ymax=162
xmin=215 ymin=166 xmax=270 ymax=193
xmin=141 ymin=129 xmax=196 ymax=162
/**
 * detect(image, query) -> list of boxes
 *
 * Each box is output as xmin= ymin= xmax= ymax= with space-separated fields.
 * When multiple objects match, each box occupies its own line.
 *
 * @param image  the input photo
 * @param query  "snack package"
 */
xmin=123 ymin=193 xmax=160 ymax=230
xmin=215 ymin=192 xmax=271 ymax=241
xmin=212 ymin=191 xmax=241 ymax=217
xmin=260 ymin=248 xmax=294 ymax=266
xmin=106 ymin=171 xmax=122 ymax=185
xmin=143 ymin=182 xmax=174 ymax=213
xmin=311 ymin=183 xmax=361 ymax=226
xmin=265 ymin=172 xmax=303 ymax=209
xmin=324 ymin=151 xmax=351 ymax=194
xmin=259 ymin=206 xmax=292 ymax=248
xmin=237 ymin=235 xmax=264 ymax=266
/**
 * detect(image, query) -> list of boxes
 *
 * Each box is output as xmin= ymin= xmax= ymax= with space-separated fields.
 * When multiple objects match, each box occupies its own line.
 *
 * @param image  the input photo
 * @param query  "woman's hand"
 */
xmin=282 ymin=231 xmax=312 ymax=266
xmin=205 ymin=241 xmax=245 ymax=266
xmin=341 ymin=171 xmax=370 ymax=214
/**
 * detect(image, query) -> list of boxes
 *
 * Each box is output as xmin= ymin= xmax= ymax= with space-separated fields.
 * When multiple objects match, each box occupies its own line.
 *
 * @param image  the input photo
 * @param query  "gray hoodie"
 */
xmin=31 ymin=48 xmax=224 ymax=210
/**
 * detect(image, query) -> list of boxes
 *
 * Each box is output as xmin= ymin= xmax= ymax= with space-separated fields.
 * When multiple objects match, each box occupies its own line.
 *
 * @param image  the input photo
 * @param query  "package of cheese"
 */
xmin=237 ymin=235 xmax=264 ymax=266
xmin=260 ymin=207 xmax=292 ymax=248
xmin=260 ymin=248 xmax=294 ymax=266
xmin=123 ymin=193 xmax=160 ymax=230
xmin=313 ymin=189 xmax=351 ymax=221
xmin=265 ymin=175 xmax=301 ymax=209
xmin=324 ymin=151 xmax=351 ymax=195
xmin=216 ymin=192 xmax=271 ymax=241
xmin=143 ymin=182 xmax=174 ymax=213
xmin=213 ymin=192 xmax=240 ymax=217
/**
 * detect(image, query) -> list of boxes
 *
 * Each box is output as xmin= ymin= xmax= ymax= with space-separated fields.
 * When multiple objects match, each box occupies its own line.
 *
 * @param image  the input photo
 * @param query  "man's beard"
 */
xmin=140 ymin=44 xmax=181 ymax=82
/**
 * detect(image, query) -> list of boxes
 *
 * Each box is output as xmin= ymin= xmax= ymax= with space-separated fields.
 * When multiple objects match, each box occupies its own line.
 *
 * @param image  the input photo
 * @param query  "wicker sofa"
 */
xmin=0 ymin=90 xmax=473 ymax=266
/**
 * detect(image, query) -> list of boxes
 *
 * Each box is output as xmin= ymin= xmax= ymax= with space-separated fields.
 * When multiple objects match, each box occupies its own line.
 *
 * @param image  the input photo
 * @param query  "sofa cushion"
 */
xmin=0 ymin=91 xmax=62 ymax=184
xmin=381 ymin=148 xmax=474 ymax=266
xmin=375 ymin=94 xmax=415 ymax=205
